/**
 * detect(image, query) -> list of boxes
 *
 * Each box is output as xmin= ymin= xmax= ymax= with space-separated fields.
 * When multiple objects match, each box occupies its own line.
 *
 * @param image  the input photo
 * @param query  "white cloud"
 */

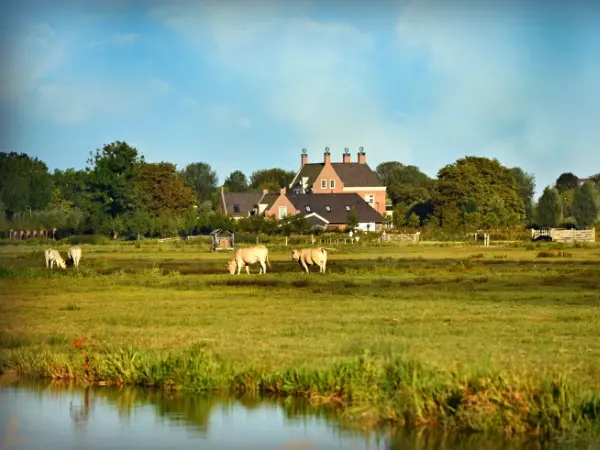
xmin=0 ymin=23 xmax=66 ymax=100
xmin=34 ymin=78 xmax=171 ymax=125
xmin=148 ymin=0 xmax=411 ymax=167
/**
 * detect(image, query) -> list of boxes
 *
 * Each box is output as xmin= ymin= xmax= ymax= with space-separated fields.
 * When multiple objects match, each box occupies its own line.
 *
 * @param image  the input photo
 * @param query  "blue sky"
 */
xmin=1 ymin=0 xmax=599 ymax=199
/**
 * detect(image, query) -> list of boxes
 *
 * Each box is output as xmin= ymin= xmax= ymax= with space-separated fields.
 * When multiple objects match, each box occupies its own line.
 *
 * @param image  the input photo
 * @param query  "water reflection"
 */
xmin=0 ymin=376 xmax=598 ymax=450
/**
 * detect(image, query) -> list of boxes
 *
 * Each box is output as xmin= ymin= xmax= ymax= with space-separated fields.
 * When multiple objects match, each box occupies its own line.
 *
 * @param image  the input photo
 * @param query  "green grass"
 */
xmin=1 ymin=241 xmax=600 ymax=439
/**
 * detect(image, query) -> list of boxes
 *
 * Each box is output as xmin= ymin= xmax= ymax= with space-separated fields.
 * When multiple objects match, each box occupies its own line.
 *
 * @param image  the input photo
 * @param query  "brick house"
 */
xmin=219 ymin=187 xmax=384 ymax=231
xmin=287 ymin=192 xmax=384 ymax=231
xmin=288 ymin=148 xmax=387 ymax=216
xmin=219 ymin=187 xmax=298 ymax=220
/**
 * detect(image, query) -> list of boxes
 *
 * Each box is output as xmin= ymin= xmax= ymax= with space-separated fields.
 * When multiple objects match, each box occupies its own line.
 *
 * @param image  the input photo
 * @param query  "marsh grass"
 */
xmin=3 ymin=345 xmax=600 ymax=438
xmin=1 ymin=242 xmax=600 ymax=438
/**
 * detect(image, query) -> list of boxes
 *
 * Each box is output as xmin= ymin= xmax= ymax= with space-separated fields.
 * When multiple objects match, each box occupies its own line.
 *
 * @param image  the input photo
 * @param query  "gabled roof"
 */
xmin=258 ymin=193 xmax=279 ymax=209
xmin=287 ymin=193 xmax=384 ymax=224
xmin=290 ymin=163 xmax=324 ymax=189
xmin=290 ymin=162 xmax=384 ymax=189
xmin=331 ymin=163 xmax=384 ymax=187
xmin=222 ymin=192 xmax=262 ymax=216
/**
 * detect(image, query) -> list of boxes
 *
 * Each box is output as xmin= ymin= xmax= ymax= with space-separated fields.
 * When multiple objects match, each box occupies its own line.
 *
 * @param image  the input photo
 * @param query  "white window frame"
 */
xmin=365 ymin=194 xmax=375 ymax=207
xmin=279 ymin=206 xmax=287 ymax=219
xmin=321 ymin=179 xmax=327 ymax=189
xmin=330 ymin=179 xmax=335 ymax=189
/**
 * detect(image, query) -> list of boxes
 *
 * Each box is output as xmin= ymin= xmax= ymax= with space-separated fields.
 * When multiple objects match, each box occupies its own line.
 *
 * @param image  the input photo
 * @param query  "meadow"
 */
xmin=1 ymin=237 xmax=600 ymax=438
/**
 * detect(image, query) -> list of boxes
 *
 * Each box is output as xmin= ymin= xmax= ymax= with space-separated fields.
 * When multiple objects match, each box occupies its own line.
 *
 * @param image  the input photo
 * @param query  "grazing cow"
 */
xmin=68 ymin=246 xmax=82 ymax=268
xmin=44 ymin=248 xmax=67 ymax=269
xmin=292 ymin=247 xmax=328 ymax=274
xmin=226 ymin=245 xmax=272 ymax=275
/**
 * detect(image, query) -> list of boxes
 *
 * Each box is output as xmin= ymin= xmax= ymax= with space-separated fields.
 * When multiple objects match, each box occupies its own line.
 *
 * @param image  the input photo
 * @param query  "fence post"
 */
xmin=285 ymin=236 xmax=288 ymax=246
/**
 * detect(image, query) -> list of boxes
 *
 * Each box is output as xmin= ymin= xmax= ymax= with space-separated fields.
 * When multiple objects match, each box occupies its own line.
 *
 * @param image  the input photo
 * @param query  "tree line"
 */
xmin=0 ymin=141 xmax=598 ymax=239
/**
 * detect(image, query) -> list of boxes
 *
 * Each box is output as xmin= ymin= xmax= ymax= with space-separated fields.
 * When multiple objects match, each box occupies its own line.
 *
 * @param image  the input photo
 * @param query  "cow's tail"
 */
xmin=266 ymin=251 xmax=272 ymax=268
xmin=320 ymin=247 xmax=338 ymax=252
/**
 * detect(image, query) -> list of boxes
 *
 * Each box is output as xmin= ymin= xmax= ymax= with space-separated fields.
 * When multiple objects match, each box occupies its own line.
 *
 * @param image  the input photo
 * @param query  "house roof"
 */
xmin=222 ymin=192 xmax=262 ymax=216
xmin=258 ymin=193 xmax=279 ymax=209
xmin=331 ymin=163 xmax=383 ymax=187
xmin=291 ymin=162 xmax=384 ymax=189
xmin=287 ymin=193 xmax=384 ymax=224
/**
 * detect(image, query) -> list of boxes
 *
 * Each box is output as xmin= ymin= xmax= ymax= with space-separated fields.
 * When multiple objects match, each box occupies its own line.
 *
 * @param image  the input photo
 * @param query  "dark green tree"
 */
xmin=435 ymin=156 xmax=524 ymax=227
xmin=536 ymin=186 xmax=563 ymax=227
xmin=509 ymin=167 xmax=536 ymax=222
xmin=572 ymin=181 xmax=599 ymax=228
xmin=0 ymin=152 xmax=53 ymax=217
xmin=223 ymin=170 xmax=249 ymax=192
xmin=375 ymin=161 xmax=434 ymax=205
xmin=86 ymin=141 xmax=147 ymax=234
xmin=179 ymin=162 xmax=218 ymax=204
xmin=555 ymin=172 xmax=579 ymax=192
xmin=249 ymin=168 xmax=296 ymax=191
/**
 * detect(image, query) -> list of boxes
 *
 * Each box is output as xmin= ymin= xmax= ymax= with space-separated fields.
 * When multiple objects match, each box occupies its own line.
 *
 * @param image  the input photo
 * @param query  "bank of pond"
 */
xmin=2 ymin=347 xmax=600 ymax=448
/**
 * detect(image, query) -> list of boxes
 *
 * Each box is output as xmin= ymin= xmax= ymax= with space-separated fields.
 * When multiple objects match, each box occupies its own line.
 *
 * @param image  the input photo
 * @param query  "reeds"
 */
xmin=2 ymin=345 xmax=599 ymax=439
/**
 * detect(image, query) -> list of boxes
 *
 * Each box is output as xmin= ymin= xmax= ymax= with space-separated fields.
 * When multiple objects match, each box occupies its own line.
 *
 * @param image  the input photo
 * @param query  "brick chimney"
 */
xmin=358 ymin=146 xmax=366 ymax=164
xmin=301 ymin=148 xmax=308 ymax=168
xmin=343 ymin=148 xmax=351 ymax=164
xmin=324 ymin=147 xmax=331 ymax=165
xmin=280 ymin=187 xmax=287 ymax=195
xmin=263 ymin=188 xmax=269 ymax=195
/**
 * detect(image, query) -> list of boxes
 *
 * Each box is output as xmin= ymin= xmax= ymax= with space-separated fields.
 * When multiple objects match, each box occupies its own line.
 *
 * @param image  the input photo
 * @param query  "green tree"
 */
xmin=249 ymin=168 xmax=296 ymax=191
xmin=138 ymin=162 xmax=196 ymax=215
xmin=509 ymin=167 xmax=536 ymax=222
xmin=87 ymin=141 xmax=146 ymax=221
xmin=572 ymin=181 xmax=599 ymax=228
xmin=346 ymin=207 xmax=359 ymax=229
xmin=589 ymin=173 xmax=600 ymax=190
xmin=223 ymin=170 xmax=249 ymax=192
xmin=406 ymin=212 xmax=420 ymax=228
xmin=0 ymin=152 xmax=53 ymax=217
xmin=435 ymin=156 xmax=524 ymax=227
xmin=555 ymin=172 xmax=579 ymax=192
xmin=52 ymin=168 xmax=92 ymax=213
xmin=536 ymin=186 xmax=563 ymax=227
xmin=376 ymin=161 xmax=434 ymax=205
xmin=179 ymin=162 xmax=218 ymax=204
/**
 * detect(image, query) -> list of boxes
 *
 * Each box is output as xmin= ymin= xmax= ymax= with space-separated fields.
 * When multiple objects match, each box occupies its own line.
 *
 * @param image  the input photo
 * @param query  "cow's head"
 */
xmin=291 ymin=249 xmax=300 ymax=261
xmin=57 ymin=259 xmax=67 ymax=269
xmin=226 ymin=259 xmax=237 ymax=274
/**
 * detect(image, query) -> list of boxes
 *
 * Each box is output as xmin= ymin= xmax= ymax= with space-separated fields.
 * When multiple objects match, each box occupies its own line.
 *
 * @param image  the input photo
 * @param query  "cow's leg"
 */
xmin=322 ymin=260 xmax=327 ymax=273
xmin=302 ymin=261 xmax=309 ymax=273
xmin=245 ymin=265 xmax=250 ymax=275
xmin=260 ymin=261 xmax=266 ymax=274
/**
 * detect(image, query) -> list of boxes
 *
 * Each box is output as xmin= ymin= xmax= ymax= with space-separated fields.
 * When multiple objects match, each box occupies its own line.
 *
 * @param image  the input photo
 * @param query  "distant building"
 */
xmin=288 ymin=148 xmax=387 ymax=216
xmin=219 ymin=187 xmax=384 ymax=231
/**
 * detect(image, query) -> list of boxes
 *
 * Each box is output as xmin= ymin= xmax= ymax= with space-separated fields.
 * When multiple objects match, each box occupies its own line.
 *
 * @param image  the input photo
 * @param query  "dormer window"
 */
xmin=345 ymin=205 xmax=351 ymax=212
xmin=233 ymin=204 xmax=240 ymax=213
xmin=321 ymin=179 xmax=327 ymax=189
xmin=325 ymin=205 xmax=331 ymax=212
xmin=305 ymin=205 xmax=311 ymax=212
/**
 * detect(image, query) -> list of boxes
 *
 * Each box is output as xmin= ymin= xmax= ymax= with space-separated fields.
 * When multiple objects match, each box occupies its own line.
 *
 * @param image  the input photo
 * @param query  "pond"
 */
xmin=0 ymin=376 xmax=597 ymax=450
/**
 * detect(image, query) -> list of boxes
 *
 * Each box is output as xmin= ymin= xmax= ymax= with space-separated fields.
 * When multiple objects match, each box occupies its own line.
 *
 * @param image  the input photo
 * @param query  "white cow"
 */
xmin=227 ymin=245 xmax=272 ymax=275
xmin=44 ymin=248 xmax=67 ymax=269
xmin=68 ymin=246 xmax=82 ymax=268
xmin=292 ymin=247 xmax=328 ymax=273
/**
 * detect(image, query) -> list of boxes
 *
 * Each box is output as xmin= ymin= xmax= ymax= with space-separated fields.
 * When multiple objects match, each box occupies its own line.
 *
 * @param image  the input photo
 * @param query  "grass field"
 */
xmin=1 ymin=239 xmax=600 ymax=437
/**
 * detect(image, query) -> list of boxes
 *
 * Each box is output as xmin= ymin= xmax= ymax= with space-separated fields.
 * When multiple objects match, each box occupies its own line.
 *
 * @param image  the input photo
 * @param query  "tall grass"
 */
xmin=2 ymin=345 xmax=599 ymax=439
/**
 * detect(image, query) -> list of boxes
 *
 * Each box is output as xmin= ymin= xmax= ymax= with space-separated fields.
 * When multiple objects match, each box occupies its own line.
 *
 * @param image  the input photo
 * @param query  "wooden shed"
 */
xmin=210 ymin=229 xmax=235 ymax=252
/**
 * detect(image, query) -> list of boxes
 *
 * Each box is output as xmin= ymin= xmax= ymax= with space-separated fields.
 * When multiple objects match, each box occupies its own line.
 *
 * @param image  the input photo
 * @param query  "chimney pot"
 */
xmin=263 ymin=188 xmax=269 ymax=195
xmin=324 ymin=146 xmax=331 ymax=165
xmin=301 ymin=148 xmax=308 ymax=168
xmin=358 ymin=147 xmax=366 ymax=164
xmin=343 ymin=148 xmax=351 ymax=164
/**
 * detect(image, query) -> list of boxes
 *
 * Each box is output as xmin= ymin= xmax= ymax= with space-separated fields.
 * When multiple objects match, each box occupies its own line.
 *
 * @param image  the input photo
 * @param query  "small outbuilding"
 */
xmin=210 ymin=229 xmax=235 ymax=252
